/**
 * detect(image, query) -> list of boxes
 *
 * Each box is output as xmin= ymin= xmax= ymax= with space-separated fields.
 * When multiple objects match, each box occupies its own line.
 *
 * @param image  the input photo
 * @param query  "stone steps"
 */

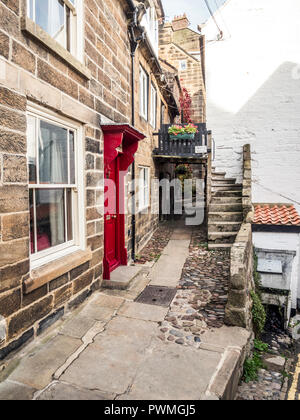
xmin=208 ymin=231 xmax=237 ymax=244
xmin=211 ymin=178 xmax=237 ymax=184
xmin=213 ymin=190 xmax=242 ymax=197
xmin=211 ymin=196 xmax=242 ymax=203
xmin=209 ymin=203 xmax=243 ymax=212
xmin=208 ymin=243 xmax=232 ymax=250
xmin=211 ymin=171 xmax=226 ymax=177
xmin=211 ymin=184 xmax=243 ymax=190
xmin=208 ymin=221 xmax=241 ymax=233
xmin=208 ymin=168 xmax=243 ymax=249
xmin=208 ymin=212 xmax=243 ymax=222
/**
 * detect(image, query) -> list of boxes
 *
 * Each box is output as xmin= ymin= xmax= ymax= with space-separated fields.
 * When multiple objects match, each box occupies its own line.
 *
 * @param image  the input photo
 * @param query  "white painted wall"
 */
xmin=202 ymin=0 xmax=300 ymax=214
xmin=253 ymin=231 xmax=300 ymax=309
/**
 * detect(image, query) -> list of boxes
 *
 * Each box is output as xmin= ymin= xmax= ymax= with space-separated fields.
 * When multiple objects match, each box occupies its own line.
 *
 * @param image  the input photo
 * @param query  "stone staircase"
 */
xmin=208 ymin=169 xmax=243 ymax=250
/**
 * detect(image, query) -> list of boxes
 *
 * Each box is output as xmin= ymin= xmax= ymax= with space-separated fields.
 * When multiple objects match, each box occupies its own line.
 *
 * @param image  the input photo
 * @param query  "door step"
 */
xmin=102 ymin=265 xmax=142 ymax=289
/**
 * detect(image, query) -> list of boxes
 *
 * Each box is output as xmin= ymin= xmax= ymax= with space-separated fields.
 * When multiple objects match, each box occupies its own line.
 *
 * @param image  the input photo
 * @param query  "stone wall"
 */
xmin=0 ymin=0 xmax=131 ymax=359
xmin=225 ymin=145 xmax=254 ymax=329
xmin=159 ymin=22 xmax=206 ymax=124
xmin=0 ymin=0 xmax=176 ymax=359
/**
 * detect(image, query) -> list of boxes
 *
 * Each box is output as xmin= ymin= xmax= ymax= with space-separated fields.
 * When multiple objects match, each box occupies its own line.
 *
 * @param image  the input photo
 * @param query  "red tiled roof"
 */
xmin=254 ymin=204 xmax=300 ymax=226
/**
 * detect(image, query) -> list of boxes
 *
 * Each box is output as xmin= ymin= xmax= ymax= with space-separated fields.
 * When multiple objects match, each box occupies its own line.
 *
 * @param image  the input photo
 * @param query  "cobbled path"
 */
xmin=156 ymin=225 xmax=230 ymax=347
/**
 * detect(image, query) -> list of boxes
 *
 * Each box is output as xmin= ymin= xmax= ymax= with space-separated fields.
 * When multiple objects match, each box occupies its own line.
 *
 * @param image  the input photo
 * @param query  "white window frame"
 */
xmin=141 ymin=6 xmax=159 ymax=56
xmin=139 ymin=166 xmax=150 ymax=212
xmin=26 ymin=0 xmax=84 ymax=63
xmin=150 ymin=83 xmax=157 ymax=129
xmin=179 ymin=60 xmax=187 ymax=71
xmin=139 ymin=65 xmax=149 ymax=121
xmin=27 ymin=103 xmax=85 ymax=270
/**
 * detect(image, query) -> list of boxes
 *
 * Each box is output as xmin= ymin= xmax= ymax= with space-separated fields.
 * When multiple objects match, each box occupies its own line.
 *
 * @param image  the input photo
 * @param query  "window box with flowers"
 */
xmin=168 ymin=124 xmax=199 ymax=140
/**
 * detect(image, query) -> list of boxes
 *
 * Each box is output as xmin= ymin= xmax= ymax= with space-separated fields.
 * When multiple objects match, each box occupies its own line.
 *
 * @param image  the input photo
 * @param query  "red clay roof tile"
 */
xmin=254 ymin=204 xmax=300 ymax=226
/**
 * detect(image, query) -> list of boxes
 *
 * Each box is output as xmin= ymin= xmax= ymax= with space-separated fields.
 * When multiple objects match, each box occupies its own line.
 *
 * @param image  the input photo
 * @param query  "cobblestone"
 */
xmin=135 ymin=223 xmax=173 ymax=264
xmin=156 ymin=225 xmax=230 ymax=347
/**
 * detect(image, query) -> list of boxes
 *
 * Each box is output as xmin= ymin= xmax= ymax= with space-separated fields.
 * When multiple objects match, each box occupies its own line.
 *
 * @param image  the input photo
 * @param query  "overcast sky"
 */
xmin=162 ymin=0 xmax=227 ymax=30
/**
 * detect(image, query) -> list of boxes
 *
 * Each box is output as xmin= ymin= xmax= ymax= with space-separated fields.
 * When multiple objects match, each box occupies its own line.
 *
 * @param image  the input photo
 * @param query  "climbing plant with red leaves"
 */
xmin=179 ymin=87 xmax=192 ymax=123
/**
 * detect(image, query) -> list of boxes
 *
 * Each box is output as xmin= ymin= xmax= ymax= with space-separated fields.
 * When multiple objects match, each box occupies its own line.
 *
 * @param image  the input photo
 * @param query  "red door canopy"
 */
xmin=102 ymin=124 xmax=146 ymax=172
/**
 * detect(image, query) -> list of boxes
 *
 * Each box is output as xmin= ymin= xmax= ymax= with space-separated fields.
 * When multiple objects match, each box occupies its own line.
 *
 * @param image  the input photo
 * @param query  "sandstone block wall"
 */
xmin=0 ymin=0 xmax=133 ymax=358
xmin=225 ymin=145 xmax=254 ymax=329
xmin=159 ymin=22 xmax=206 ymax=124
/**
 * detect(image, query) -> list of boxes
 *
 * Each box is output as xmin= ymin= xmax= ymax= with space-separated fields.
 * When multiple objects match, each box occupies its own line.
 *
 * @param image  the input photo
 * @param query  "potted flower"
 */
xmin=168 ymin=123 xmax=198 ymax=140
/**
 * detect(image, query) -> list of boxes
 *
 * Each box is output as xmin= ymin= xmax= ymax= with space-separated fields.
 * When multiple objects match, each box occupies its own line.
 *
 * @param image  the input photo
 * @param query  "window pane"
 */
xmin=35 ymin=189 xmax=65 ymax=252
xmin=69 ymin=130 xmax=75 ymax=184
xmin=29 ymin=189 xmax=35 ymax=254
xmin=28 ymin=0 xmax=34 ymax=19
xmin=27 ymin=115 xmax=37 ymax=183
xmin=66 ymin=188 xmax=73 ymax=241
xmin=66 ymin=6 xmax=71 ymax=52
xmin=39 ymin=120 xmax=68 ymax=184
xmin=36 ymin=0 xmax=66 ymax=48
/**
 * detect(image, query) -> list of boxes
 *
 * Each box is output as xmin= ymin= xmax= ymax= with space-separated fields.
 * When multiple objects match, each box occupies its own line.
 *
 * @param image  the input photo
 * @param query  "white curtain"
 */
xmin=47 ymin=0 xmax=65 ymax=46
xmin=39 ymin=125 xmax=66 ymax=247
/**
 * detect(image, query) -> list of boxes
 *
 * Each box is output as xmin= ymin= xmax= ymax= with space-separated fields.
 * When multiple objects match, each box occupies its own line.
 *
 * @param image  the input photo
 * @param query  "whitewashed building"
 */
xmin=202 ymin=0 xmax=300 ymax=317
xmin=202 ymin=0 xmax=300 ymax=212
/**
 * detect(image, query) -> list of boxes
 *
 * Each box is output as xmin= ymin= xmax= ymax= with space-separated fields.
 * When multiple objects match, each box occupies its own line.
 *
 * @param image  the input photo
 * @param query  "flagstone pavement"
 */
xmin=0 ymin=223 xmax=251 ymax=400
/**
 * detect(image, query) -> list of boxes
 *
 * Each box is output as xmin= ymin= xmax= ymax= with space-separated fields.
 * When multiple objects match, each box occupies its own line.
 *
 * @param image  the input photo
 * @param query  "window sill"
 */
xmin=21 ymin=16 xmax=91 ymax=80
xmin=24 ymin=248 xmax=92 ymax=294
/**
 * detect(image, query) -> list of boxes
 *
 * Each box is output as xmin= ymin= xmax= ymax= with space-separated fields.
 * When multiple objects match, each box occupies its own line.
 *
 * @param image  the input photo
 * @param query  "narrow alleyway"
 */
xmin=0 ymin=222 xmax=249 ymax=400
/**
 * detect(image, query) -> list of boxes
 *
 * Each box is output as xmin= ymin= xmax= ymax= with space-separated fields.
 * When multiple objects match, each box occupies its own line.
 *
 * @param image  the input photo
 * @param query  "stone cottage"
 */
xmin=0 ymin=0 xmax=180 ymax=359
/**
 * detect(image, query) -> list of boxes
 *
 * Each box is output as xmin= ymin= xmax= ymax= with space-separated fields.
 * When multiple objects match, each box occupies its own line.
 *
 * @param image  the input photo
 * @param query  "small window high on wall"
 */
xmin=27 ymin=0 xmax=80 ymax=57
xmin=27 ymin=105 xmax=84 ymax=269
xmin=139 ymin=65 xmax=149 ymax=121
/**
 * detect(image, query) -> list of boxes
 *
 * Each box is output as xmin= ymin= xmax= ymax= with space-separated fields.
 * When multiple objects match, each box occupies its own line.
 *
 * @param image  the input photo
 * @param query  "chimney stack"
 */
xmin=171 ymin=14 xmax=190 ymax=31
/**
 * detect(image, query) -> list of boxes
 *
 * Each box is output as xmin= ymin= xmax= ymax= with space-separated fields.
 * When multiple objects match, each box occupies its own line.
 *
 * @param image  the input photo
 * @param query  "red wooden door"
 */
xmin=104 ymin=157 xmax=120 ymax=273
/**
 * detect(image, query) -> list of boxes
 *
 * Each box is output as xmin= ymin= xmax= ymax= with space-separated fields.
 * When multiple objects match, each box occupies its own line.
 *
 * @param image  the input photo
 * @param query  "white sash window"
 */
xmin=139 ymin=166 xmax=150 ymax=211
xmin=27 ymin=105 xmax=84 ymax=269
xmin=139 ymin=66 xmax=149 ymax=121
xmin=27 ymin=0 xmax=81 ymax=59
xmin=150 ymin=83 xmax=157 ymax=129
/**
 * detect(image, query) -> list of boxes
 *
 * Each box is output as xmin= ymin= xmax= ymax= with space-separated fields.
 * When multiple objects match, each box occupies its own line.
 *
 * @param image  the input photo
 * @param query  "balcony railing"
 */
xmin=153 ymin=124 xmax=210 ymax=158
